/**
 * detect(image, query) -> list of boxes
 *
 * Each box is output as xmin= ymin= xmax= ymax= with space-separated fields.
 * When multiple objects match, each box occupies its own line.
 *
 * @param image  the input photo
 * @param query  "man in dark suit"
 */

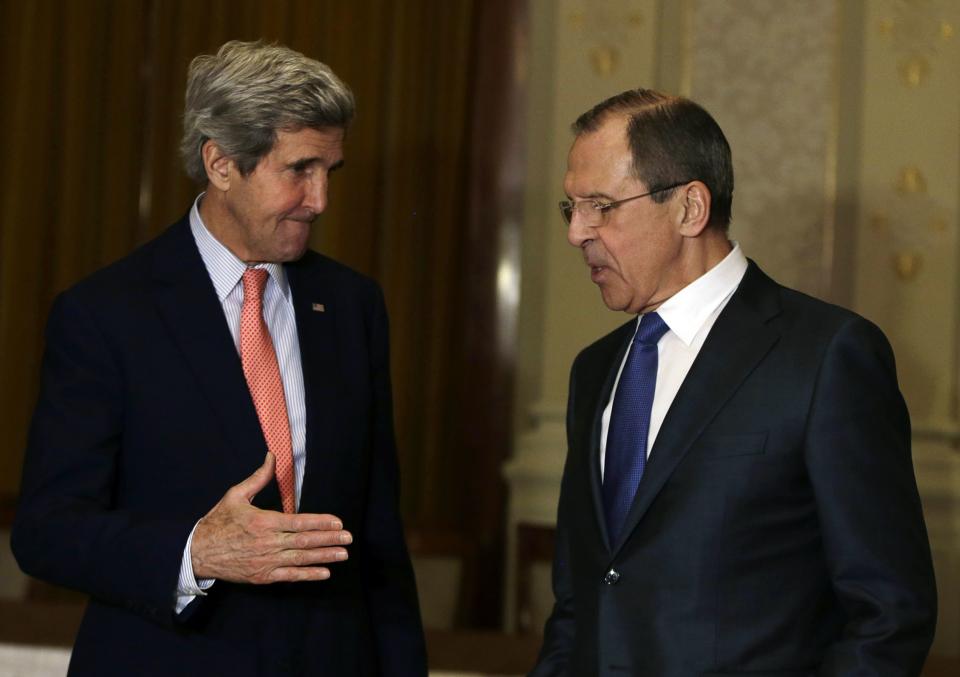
xmin=12 ymin=40 xmax=426 ymax=676
xmin=531 ymin=89 xmax=937 ymax=676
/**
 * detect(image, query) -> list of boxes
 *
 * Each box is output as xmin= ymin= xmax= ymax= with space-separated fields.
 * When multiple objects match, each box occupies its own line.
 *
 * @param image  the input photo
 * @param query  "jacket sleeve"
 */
xmin=529 ymin=357 xmax=582 ymax=677
xmin=360 ymin=283 xmax=428 ymax=676
xmin=530 ymin=520 xmax=575 ymax=677
xmin=806 ymin=317 xmax=937 ymax=675
xmin=12 ymin=290 xmax=195 ymax=628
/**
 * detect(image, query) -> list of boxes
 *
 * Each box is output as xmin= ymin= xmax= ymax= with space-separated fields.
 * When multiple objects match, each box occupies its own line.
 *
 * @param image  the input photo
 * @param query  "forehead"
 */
xmin=269 ymin=126 xmax=345 ymax=160
xmin=564 ymin=115 xmax=638 ymax=196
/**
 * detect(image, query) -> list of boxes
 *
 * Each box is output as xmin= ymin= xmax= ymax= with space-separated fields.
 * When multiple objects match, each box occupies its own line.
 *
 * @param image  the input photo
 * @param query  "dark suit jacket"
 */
xmin=531 ymin=262 xmax=937 ymax=677
xmin=12 ymin=216 xmax=427 ymax=676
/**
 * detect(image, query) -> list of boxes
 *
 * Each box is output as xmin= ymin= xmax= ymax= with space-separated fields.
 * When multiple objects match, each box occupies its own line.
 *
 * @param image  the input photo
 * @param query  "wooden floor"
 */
xmin=0 ymin=600 xmax=956 ymax=676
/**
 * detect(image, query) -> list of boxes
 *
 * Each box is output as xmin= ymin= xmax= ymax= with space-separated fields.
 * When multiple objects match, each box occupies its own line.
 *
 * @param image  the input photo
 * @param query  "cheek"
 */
xmin=603 ymin=233 xmax=640 ymax=274
xmin=278 ymin=188 xmax=310 ymax=215
xmin=608 ymin=237 xmax=662 ymax=290
xmin=254 ymin=178 xmax=300 ymax=214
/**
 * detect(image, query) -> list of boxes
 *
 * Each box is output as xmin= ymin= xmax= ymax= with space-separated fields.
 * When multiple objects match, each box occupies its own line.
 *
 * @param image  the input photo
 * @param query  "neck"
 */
xmin=197 ymin=189 xmax=251 ymax=263
xmin=681 ymin=228 xmax=732 ymax=280
xmin=641 ymin=232 xmax=732 ymax=313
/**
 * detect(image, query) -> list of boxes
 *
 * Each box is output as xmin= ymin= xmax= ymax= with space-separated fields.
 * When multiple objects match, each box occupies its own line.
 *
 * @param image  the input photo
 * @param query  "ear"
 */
xmin=201 ymin=140 xmax=233 ymax=191
xmin=677 ymin=181 xmax=712 ymax=237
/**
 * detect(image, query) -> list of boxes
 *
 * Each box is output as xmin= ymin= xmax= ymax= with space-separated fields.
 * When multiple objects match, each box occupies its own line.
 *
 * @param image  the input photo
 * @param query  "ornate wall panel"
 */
xmin=690 ymin=0 xmax=838 ymax=296
xmin=855 ymin=0 xmax=960 ymax=655
xmin=856 ymin=0 xmax=959 ymax=424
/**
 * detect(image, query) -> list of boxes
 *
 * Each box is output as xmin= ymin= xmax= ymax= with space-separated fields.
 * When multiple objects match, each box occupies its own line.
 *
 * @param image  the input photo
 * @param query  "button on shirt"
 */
xmin=175 ymin=195 xmax=308 ymax=611
xmin=600 ymin=244 xmax=748 ymax=479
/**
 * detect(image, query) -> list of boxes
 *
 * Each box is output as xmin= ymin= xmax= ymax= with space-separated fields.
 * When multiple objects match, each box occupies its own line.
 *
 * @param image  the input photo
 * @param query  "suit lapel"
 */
xmin=585 ymin=323 xmax=634 ymax=554
xmin=611 ymin=262 xmax=782 ymax=556
xmin=285 ymin=255 xmax=342 ymax=515
xmin=148 ymin=220 xmax=273 ymax=493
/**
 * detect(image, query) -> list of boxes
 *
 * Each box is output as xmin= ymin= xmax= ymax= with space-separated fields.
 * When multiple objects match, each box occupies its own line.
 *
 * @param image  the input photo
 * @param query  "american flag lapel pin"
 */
xmin=312 ymin=303 xmax=325 ymax=313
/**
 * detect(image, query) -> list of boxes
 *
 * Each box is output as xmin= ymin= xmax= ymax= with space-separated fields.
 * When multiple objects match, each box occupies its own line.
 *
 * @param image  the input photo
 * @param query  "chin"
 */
xmin=598 ymin=286 xmax=630 ymax=313
xmin=279 ymin=247 xmax=308 ymax=263
xmin=279 ymin=238 xmax=310 ymax=262
xmin=600 ymin=295 xmax=630 ymax=314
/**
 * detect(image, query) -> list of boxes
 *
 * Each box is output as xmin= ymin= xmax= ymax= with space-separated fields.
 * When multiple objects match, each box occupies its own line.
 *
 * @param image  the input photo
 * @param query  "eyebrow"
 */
xmin=564 ymin=191 xmax=615 ymax=201
xmin=288 ymin=157 xmax=345 ymax=172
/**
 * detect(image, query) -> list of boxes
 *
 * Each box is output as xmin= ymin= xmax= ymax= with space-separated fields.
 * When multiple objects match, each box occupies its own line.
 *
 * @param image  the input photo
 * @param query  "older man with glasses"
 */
xmin=531 ymin=89 xmax=937 ymax=677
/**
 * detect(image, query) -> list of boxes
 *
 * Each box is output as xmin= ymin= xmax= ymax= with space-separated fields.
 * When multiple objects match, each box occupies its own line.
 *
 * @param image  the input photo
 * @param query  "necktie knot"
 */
xmin=635 ymin=312 xmax=669 ymax=346
xmin=242 ymin=268 xmax=269 ymax=307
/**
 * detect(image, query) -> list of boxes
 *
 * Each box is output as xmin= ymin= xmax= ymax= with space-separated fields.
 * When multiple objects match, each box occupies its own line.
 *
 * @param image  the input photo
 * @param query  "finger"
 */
xmin=281 ymin=546 xmax=349 ymax=566
xmin=283 ymin=530 xmax=353 ymax=550
xmin=232 ymin=452 xmax=276 ymax=503
xmin=266 ymin=566 xmax=332 ymax=583
xmin=279 ymin=513 xmax=345 ymax=533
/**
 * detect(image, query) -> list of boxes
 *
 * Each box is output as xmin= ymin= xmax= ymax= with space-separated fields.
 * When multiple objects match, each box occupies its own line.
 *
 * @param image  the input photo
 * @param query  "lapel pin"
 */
xmin=312 ymin=303 xmax=325 ymax=313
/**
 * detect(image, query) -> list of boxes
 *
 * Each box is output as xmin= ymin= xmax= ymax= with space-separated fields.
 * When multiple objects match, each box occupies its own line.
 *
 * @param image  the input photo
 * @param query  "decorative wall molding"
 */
xmin=565 ymin=1 xmax=650 ymax=77
xmin=878 ymin=0 xmax=955 ymax=87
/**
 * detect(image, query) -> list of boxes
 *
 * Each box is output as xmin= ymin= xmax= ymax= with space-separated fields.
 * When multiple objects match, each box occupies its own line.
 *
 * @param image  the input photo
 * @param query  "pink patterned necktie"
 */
xmin=240 ymin=268 xmax=296 ymax=513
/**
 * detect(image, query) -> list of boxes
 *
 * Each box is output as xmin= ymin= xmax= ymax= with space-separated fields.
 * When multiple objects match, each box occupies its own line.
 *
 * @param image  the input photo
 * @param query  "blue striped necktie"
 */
xmin=603 ymin=312 xmax=669 ymax=544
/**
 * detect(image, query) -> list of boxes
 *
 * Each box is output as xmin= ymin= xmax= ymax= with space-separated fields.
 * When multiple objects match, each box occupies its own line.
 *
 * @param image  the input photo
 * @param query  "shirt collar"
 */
xmin=189 ymin=194 xmax=290 ymax=302
xmin=649 ymin=242 xmax=749 ymax=346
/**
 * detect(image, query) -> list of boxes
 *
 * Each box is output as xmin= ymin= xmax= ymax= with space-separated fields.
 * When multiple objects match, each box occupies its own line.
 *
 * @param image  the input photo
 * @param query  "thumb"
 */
xmin=234 ymin=452 xmax=276 ymax=503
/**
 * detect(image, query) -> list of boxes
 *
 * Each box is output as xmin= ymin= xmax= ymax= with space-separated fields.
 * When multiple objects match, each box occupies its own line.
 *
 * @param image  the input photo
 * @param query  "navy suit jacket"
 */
xmin=531 ymin=262 xmax=937 ymax=677
xmin=13 ymin=216 xmax=427 ymax=676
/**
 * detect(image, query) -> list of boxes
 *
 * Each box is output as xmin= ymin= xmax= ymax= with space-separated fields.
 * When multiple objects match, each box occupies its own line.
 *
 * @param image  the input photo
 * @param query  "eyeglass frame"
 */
xmin=558 ymin=180 xmax=691 ymax=226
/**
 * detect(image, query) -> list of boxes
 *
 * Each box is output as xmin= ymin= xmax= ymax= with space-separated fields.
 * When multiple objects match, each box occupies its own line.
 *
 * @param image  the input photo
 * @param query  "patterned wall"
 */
xmin=690 ymin=0 xmax=838 ymax=297
xmin=855 ymin=0 xmax=959 ymax=425
xmin=855 ymin=0 xmax=960 ymax=653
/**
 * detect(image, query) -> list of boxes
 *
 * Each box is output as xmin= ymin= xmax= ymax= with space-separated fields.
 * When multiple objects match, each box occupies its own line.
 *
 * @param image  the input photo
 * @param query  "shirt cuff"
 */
xmin=174 ymin=520 xmax=215 ymax=614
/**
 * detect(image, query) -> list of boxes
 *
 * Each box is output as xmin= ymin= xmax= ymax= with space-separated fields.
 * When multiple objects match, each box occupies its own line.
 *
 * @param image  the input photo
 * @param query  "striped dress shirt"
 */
xmin=175 ymin=195 xmax=308 ymax=611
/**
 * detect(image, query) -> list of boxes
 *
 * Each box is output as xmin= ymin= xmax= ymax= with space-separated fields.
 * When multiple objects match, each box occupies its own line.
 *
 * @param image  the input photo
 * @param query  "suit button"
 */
xmin=603 ymin=568 xmax=620 ymax=585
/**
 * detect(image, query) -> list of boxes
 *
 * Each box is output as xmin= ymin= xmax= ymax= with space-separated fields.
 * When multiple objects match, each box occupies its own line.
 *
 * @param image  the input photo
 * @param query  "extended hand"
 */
xmin=191 ymin=453 xmax=350 ymax=584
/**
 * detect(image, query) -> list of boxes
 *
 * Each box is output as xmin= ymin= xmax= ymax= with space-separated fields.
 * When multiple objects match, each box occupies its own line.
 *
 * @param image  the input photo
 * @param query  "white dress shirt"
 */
xmin=175 ymin=195 xmax=308 ymax=611
xmin=600 ymin=243 xmax=748 ymax=479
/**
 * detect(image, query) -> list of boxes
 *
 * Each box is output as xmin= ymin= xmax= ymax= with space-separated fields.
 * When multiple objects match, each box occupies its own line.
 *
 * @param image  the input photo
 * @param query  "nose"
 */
xmin=302 ymin=173 xmax=329 ymax=213
xmin=566 ymin=209 xmax=593 ymax=249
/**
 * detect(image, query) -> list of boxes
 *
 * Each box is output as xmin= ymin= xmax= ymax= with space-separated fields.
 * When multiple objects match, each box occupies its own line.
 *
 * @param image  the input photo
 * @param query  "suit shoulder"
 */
xmin=57 ymin=222 xmax=183 ymax=306
xmin=775 ymin=284 xmax=886 ymax=342
xmin=296 ymin=249 xmax=378 ymax=286
xmin=291 ymin=249 xmax=385 ymax=307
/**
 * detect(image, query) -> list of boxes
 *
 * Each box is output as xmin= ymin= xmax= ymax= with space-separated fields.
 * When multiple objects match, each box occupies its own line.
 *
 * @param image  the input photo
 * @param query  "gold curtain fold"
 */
xmin=0 ymin=0 xmax=522 ymax=625
xmin=0 ymin=0 xmax=152 ymax=490
xmin=2 ymin=0 xmax=530 ymax=629
xmin=0 ymin=0 xmax=482 ymax=519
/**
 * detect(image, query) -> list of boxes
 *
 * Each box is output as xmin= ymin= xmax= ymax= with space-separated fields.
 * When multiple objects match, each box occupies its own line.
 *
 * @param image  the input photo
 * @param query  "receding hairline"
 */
xmin=571 ymin=92 xmax=681 ymax=136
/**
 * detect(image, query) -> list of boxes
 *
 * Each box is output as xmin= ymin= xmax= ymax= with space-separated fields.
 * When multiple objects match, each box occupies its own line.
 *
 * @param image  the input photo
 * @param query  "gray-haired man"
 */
xmin=14 ymin=41 xmax=427 ymax=676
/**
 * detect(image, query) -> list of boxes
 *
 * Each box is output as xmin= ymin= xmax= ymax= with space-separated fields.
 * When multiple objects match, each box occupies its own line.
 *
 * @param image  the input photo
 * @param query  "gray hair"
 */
xmin=180 ymin=40 xmax=355 ymax=184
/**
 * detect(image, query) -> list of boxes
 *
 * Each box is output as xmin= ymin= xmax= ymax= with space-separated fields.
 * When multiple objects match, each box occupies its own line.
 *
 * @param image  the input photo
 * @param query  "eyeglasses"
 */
xmin=558 ymin=181 xmax=689 ymax=227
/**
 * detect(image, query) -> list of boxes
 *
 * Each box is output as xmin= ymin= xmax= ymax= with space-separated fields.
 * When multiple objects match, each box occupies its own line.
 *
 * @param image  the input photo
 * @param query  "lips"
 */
xmin=583 ymin=244 xmax=609 ymax=283
xmin=585 ymin=256 xmax=606 ymax=270
xmin=285 ymin=209 xmax=317 ymax=223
